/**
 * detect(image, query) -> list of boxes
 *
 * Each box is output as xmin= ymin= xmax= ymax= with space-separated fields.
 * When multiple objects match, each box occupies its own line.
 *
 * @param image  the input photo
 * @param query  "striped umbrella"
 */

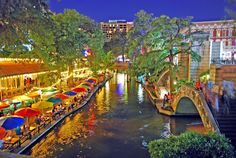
xmin=0 ymin=116 xmax=24 ymax=130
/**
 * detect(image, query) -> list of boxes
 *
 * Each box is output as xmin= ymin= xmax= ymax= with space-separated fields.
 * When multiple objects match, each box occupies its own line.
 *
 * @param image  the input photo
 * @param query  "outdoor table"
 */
xmin=29 ymin=126 xmax=36 ymax=136
xmin=4 ymin=137 xmax=20 ymax=149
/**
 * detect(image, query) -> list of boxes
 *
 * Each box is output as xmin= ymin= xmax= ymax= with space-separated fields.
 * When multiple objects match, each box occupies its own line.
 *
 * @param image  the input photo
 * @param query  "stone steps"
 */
xmin=215 ymin=98 xmax=236 ymax=147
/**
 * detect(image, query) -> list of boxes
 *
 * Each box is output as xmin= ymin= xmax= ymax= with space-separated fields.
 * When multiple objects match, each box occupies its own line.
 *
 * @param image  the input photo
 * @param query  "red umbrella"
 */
xmin=14 ymin=107 xmax=40 ymax=117
xmin=72 ymin=87 xmax=87 ymax=93
xmin=55 ymin=93 xmax=69 ymax=100
xmin=0 ymin=127 xmax=6 ymax=139
xmin=0 ymin=102 xmax=10 ymax=110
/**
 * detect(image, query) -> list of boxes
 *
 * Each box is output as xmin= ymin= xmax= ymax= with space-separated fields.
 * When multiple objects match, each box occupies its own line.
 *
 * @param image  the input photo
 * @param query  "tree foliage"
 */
xmin=127 ymin=11 xmax=203 ymax=92
xmin=148 ymin=132 xmax=235 ymax=158
xmin=127 ymin=10 xmax=154 ymax=58
xmin=0 ymin=1 xmax=110 ymax=73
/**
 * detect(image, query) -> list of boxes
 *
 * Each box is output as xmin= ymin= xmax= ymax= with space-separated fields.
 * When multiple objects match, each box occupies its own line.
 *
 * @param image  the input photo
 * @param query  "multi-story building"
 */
xmin=188 ymin=20 xmax=236 ymax=88
xmin=101 ymin=20 xmax=133 ymax=41
xmin=192 ymin=20 xmax=236 ymax=64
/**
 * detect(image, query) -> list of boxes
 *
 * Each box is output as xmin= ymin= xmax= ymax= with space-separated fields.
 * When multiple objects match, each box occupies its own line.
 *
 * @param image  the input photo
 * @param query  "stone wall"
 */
xmin=211 ymin=64 xmax=236 ymax=89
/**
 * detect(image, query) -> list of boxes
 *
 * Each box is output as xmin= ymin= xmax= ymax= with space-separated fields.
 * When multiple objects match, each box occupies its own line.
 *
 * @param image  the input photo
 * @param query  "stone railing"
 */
xmin=171 ymin=85 xmax=220 ymax=133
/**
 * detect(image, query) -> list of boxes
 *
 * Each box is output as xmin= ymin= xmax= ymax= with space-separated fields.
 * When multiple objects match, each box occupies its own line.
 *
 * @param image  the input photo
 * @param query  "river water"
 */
xmin=27 ymin=73 xmax=201 ymax=158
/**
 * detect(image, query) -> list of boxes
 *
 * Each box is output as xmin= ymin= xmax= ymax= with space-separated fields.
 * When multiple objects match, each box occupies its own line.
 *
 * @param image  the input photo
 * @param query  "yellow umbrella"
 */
xmin=27 ymin=91 xmax=41 ymax=98
xmin=78 ymin=85 xmax=90 ymax=89
xmin=31 ymin=101 xmax=53 ymax=110
xmin=12 ymin=95 xmax=32 ymax=102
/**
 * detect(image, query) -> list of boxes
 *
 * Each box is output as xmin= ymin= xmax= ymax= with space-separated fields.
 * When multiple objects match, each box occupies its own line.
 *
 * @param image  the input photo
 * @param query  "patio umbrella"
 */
xmin=12 ymin=95 xmax=32 ymax=102
xmin=0 ymin=116 xmax=24 ymax=130
xmin=27 ymin=91 xmax=41 ymax=98
xmin=82 ymin=83 xmax=92 ymax=87
xmin=64 ymin=91 xmax=77 ymax=96
xmin=55 ymin=93 xmax=69 ymax=100
xmin=77 ymin=85 xmax=90 ymax=90
xmin=88 ymin=78 xmax=97 ymax=82
xmin=0 ymin=127 xmax=6 ymax=139
xmin=83 ymin=81 xmax=94 ymax=85
xmin=86 ymin=79 xmax=96 ymax=83
xmin=14 ymin=107 xmax=40 ymax=117
xmin=0 ymin=102 xmax=10 ymax=110
xmin=47 ymin=97 xmax=62 ymax=104
xmin=72 ymin=87 xmax=87 ymax=93
xmin=31 ymin=101 xmax=53 ymax=110
xmin=41 ymin=88 xmax=57 ymax=93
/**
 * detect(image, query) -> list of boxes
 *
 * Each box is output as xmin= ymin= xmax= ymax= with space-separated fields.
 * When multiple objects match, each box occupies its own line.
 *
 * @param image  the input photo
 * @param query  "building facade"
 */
xmin=101 ymin=20 xmax=133 ymax=41
xmin=188 ymin=20 xmax=236 ymax=88
xmin=192 ymin=20 xmax=236 ymax=64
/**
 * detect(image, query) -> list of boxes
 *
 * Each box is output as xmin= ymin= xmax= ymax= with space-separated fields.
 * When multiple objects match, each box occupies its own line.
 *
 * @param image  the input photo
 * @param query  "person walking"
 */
xmin=222 ymin=90 xmax=230 ymax=115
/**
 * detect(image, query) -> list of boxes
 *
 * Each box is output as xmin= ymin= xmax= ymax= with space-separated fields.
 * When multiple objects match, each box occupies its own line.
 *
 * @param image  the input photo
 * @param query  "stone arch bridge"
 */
xmin=170 ymin=85 xmax=220 ymax=133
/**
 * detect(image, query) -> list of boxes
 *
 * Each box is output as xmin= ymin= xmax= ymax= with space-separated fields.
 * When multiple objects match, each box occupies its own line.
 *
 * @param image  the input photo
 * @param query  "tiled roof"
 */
xmin=0 ymin=62 xmax=49 ymax=77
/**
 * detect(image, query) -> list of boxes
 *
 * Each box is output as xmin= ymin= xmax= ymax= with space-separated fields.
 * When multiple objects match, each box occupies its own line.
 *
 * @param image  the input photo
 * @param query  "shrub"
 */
xmin=148 ymin=132 xmax=235 ymax=158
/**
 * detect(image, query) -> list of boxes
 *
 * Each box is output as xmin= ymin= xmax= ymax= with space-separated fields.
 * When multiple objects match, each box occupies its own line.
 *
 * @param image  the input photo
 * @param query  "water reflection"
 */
xmin=137 ymin=84 xmax=144 ymax=104
xmin=28 ymin=73 xmax=201 ymax=158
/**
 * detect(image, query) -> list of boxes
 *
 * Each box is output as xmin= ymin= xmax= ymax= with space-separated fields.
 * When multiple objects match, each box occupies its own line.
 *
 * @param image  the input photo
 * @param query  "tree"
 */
xmin=128 ymin=13 xmax=202 ymax=94
xmin=104 ymin=31 xmax=127 ymax=61
xmin=127 ymin=10 xmax=154 ymax=59
xmin=0 ymin=0 xmax=53 ymax=60
xmin=51 ymin=9 xmax=106 ymax=84
xmin=146 ymin=16 xmax=202 ymax=93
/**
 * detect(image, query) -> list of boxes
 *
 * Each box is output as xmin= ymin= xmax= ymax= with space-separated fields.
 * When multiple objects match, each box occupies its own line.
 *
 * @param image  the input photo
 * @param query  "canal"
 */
xmin=27 ymin=73 xmax=201 ymax=158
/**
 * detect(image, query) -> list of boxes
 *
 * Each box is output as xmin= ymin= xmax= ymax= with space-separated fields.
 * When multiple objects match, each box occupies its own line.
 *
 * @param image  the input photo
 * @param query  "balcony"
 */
xmin=223 ymin=46 xmax=236 ymax=51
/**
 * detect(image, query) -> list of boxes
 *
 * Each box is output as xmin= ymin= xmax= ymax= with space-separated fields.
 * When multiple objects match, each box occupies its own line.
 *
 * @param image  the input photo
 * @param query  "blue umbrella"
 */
xmin=64 ymin=91 xmax=77 ymax=96
xmin=0 ymin=116 xmax=24 ymax=130
xmin=47 ymin=97 xmax=62 ymax=104
xmin=86 ymin=80 xmax=95 ymax=83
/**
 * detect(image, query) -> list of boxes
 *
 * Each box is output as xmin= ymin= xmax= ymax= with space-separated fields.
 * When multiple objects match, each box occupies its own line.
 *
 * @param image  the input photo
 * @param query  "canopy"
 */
xmin=27 ymin=91 xmax=41 ymax=98
xmin=13 ymin=95 xmax=31 ymax=102
xmin=14 ymin=107 xmax=40 ymax=117
xmin=86 ymin=79 xmax=96 ymax=83
xmin=0 ymin=102 xmax=10 ymax=110
xmin=0 ymin=116 xmax=24 ymax=130
xmin=81 ymin=83 xmax=92 ymax=87
xmin=77 ymin=85 xmax=90 ymax=90
xmin=64 ymin=91 xmax=77 ymax=96
xmin=47 ymin=97 xmax=62 ymax=104
xmin=41 ymin=87 xmax=57 ymax=93
xmin=83 ymin=81 xmax=94 ymax=85
xmin=32 ymin=101 xmax=53 ymax=110
xmin=88 ymin=77 xmax=97 ymax=82
xmin=54 ymin=93 xmax=69 ymax=100
xmin=0 ymin=127 xmax=6 ymax=139
xmin=72 ymin=87 xmax=87 ymax=93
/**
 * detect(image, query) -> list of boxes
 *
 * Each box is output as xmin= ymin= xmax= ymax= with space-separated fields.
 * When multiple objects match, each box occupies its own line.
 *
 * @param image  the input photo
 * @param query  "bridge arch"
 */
xmin=175 ymin=97 xmax=198 ymax=115
xmin=171 ymin=86 xmax=220 ymax=132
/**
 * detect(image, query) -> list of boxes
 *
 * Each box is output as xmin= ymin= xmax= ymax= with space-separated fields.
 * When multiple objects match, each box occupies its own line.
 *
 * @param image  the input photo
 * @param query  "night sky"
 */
xmin=49 ymin=0 xmax=227 ymax=22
